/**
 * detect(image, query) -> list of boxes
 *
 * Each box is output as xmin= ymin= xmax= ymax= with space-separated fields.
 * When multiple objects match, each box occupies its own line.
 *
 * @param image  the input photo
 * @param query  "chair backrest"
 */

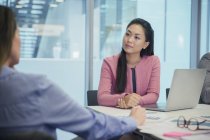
xmin=0 ymin=131 xmax=54 ymax=140
xmin=87 ymin=90 xmax=98 ymax=106
xmin=166 ymin=88 xmax=170 ymax=100
xmin=198 ymin=52 xmax=210 ymax=104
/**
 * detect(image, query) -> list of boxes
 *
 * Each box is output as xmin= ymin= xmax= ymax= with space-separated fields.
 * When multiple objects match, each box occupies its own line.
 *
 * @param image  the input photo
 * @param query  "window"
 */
xmin=5 ymin=0 xmax=86 ymax=59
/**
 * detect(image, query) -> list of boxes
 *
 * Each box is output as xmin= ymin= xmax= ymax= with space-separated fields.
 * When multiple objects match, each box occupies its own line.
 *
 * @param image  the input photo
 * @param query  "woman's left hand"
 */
xmin=124 ymin=93 xmax=141 ymax=108
xmin=117 ymin=98 xmax=129 ymax=109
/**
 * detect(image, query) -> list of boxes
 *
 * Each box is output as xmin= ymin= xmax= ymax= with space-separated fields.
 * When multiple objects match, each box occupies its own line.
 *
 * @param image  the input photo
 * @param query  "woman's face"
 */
xmin=122 ymin=24 xmax=149 ymax=55
xmin=9 ymin=28 xmax=20 ymax=67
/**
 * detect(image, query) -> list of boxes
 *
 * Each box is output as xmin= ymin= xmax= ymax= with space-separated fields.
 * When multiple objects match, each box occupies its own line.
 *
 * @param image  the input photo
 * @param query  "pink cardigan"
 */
xmin=97 ymin=54 xmax=160 ymax=107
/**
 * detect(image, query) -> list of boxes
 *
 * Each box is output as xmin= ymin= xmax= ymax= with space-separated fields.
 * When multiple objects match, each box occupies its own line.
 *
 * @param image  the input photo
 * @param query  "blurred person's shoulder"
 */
xmin=14 ymin=69 xmax=52 ymax=90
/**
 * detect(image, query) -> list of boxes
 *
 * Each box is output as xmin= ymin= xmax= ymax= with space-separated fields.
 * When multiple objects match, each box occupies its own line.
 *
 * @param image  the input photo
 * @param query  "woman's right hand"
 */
xmin=129 ymin=106 xmax=146 ymax=126
xmin=117 ymin=98 xmax=129 ymax=109
xmin=124 ymin=93 xmax=141 ymax=107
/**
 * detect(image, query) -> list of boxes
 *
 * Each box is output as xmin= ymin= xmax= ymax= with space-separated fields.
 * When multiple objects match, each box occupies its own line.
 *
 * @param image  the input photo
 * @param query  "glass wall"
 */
xmin=36 ymin=1 xmax=86 ymax=59
xmin=2 ymin=0 xmax=86 ymax=59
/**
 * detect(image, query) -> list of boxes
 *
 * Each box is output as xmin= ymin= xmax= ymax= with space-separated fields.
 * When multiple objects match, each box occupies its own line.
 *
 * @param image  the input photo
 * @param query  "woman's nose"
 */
xmin=128 ymin=36 xmax=134 ymax=42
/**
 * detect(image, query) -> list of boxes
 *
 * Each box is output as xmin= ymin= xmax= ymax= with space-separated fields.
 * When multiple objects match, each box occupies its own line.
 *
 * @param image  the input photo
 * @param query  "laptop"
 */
xmin=143 ymin=69 xmax=206 ymax=112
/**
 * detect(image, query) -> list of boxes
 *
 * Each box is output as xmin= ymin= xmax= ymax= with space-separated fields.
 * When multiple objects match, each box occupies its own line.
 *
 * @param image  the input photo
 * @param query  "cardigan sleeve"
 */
xmin=97 ymin=59 xmax=127 ymax=106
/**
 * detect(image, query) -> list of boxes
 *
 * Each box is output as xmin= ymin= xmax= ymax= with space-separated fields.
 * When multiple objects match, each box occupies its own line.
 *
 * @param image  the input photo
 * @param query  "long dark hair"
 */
xmin=0 ymin=5 xmax=17 ymax=69
xmin=115 ymin=18 xmax=154 ymax=93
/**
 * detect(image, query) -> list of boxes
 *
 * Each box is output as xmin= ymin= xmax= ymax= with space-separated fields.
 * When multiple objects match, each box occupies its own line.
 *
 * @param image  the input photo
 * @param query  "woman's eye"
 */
xmin=125 ymin=32 xmax=130 ymax=36
xmin=135 ymin=36 xmax=140 ymax=40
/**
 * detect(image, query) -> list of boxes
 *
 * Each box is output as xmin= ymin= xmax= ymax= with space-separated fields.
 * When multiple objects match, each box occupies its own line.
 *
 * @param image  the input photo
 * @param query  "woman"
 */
xmin=98 ymin=18 xmax=160 ymax=108
xmin=0 ymin=5 xmax=146 ymax=140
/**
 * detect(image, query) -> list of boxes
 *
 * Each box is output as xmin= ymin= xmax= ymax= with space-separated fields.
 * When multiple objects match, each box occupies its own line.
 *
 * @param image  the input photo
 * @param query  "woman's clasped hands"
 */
xmin=117 ymin=93 xmax=141 ymax=109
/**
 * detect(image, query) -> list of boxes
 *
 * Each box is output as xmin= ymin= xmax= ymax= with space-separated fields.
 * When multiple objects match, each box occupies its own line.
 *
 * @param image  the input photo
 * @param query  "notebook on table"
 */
xmin=143 ymin=69 xmax=206 ymax=112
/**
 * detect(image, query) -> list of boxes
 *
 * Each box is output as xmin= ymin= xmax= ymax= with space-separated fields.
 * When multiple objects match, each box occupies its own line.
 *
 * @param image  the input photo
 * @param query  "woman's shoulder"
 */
xmin=18 ymin=71 xmax=46 ymax=80
xmin=103 ymin=54 xmax=120 ymax=64
xmin=141 ymin=55 xmax=160 ymax=66
xmin=143 ymin=55 xmax=160 ymax=62
xmin=16 ymin=71 xmax=50 ymax=87
xmin=1 ymin=66 xmax=46 ymax=82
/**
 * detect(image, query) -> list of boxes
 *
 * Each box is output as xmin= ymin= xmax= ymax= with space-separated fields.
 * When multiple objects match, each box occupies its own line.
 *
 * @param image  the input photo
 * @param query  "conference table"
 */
xmin=87 ymin=104 xmax=210 ymax=140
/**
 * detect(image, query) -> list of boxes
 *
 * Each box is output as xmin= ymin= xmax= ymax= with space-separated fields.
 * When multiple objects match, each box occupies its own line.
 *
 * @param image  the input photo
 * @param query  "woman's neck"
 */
xmin=126 ymin=54 xmax=141 ymax=68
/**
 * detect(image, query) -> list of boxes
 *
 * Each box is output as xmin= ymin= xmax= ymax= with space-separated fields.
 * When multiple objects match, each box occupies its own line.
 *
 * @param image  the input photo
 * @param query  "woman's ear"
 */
xmin=144 ymin=42 xmax=150 ymax=49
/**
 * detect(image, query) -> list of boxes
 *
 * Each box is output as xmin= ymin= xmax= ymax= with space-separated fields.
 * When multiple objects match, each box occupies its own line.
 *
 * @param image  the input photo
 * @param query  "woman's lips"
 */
xmin=125 ymin=44 xmax=133 ymax=48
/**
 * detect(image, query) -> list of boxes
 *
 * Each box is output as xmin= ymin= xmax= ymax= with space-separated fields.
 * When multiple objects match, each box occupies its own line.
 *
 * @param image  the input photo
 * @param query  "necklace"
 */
xmin=127 ymin=60 xmax=140 ymax=68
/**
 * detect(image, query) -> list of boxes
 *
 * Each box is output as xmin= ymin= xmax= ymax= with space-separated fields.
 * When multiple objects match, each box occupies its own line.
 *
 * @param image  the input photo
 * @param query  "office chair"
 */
xmin=87 ymin=90 xmax=98 ymax=106
xmin=0 ymin=131 xmax=54 ymax=140
xmin=198 ymin=52 xmax=210 ymax=104
xmin=166 ymin=88 xmax=170 ymax=99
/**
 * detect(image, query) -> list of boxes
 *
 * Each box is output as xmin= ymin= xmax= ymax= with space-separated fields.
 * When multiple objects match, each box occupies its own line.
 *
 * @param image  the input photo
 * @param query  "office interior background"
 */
xmin=1 ymin=0 xmax=210 ymax=139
